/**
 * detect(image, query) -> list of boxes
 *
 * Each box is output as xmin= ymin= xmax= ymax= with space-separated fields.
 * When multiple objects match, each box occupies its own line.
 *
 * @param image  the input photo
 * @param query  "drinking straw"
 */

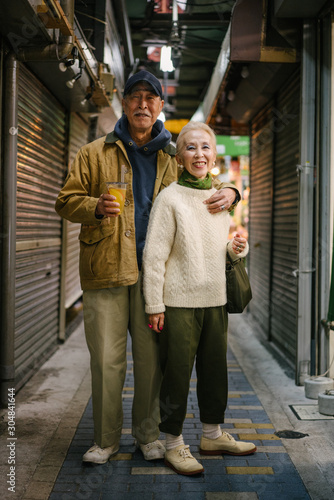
xmin=121 ymin=164 xmax=126 ymax=183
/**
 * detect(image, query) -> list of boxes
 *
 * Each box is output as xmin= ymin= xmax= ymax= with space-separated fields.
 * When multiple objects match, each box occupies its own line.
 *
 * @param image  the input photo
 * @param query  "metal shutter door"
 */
xmin=249 ymin=102 xmax=274 ymax=334
xmin=270 ymin=72 xmax=300 ymax=364
xmin=64 ymin=114 xmax=89 ymax=309
xmin=16 ymin=63 xmax=66 ymax=388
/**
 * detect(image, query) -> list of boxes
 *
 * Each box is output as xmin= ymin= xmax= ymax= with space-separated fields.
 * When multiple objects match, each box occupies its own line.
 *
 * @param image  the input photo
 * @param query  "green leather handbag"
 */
xmin=225 ymin=254 xmax=252 ymax=313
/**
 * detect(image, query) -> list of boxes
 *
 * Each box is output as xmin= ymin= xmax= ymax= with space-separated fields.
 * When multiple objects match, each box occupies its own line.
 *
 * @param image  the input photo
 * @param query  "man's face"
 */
xmin=122 ymin=82 xmax=164 ymax=132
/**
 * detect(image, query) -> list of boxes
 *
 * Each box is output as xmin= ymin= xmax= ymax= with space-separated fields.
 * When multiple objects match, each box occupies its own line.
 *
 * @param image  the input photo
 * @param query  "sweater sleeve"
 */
xmin=212 ymin=179 xmax=241 ymax=212
xmin=227 ymin=239 xmax=249 ymax=261
xmin=142 ymin=191 xmax=176 ymax=314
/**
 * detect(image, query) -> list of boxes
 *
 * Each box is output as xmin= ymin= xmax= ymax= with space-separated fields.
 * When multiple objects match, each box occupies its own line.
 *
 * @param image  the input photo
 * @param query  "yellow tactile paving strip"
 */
xmin=109 ymin=453 xmax=133 ymax=461
xmin=207 ymin=494 xmax=259 ymax=500
xmin=241 ymin=433 xmax=279 ymax=440
xmin=226 ymin=467 xmax=274 ymax=475
xmin=228 ymin=405 xmax=263 ymax=410
xmin=228 ymin=391 xmax=255 ymax=395
xmin=233 ymin=423 xmax=274 ymax=428
xmin=130 ymin=466 xmax=275 ymax=476
xmin=131 ymin=467 xmax=174 ymax=475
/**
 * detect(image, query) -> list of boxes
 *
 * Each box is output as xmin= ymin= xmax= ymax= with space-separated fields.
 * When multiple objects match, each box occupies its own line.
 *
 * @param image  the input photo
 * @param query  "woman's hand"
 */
xmin=232 ymin=232 xmax=247 ymax=255
xmin=203 ymin=187 xmax=236 ymax=214
xmin=148 ymin=313 xmax=165 ymax=333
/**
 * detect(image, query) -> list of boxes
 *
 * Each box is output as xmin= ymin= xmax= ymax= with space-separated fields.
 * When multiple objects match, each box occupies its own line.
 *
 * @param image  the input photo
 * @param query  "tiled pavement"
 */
xmin=49 ymin=346 xmax=310 ymax=500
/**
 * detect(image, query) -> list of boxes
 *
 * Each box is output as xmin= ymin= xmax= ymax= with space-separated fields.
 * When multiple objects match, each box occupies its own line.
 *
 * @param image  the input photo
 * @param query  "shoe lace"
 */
xmin=222 ymin=432 xmax=233 ymax=441
xmin=178 ymin=445 xmax=192 ymax=459
xmin=88 ymin=444 xmax=103 ymax=454
xmin=143 ymin=440 xmax=161 ymax=451
xmin=90 ymin=444 xmax=115 ymax=455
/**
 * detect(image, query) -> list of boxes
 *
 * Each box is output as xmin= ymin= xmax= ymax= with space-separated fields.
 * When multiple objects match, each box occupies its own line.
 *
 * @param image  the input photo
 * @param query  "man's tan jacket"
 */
xmin=55 ymin=132 xmax=239 ymax=290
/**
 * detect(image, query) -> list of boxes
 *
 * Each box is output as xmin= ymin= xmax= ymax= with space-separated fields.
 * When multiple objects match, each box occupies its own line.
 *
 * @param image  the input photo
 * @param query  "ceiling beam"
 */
xmin=138 ymin=41 xmax=223 ymax=51
xmin=130 ymin=13 xmax=230 ymax=28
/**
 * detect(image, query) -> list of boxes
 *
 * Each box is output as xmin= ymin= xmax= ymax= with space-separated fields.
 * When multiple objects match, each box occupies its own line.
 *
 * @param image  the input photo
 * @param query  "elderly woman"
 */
xmin=142 ymin=122 xmax=256 ymax=476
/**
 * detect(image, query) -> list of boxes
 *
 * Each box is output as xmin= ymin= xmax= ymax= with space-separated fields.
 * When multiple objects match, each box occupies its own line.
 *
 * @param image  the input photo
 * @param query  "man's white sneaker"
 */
xmin=138 ymin=439 xmax=165 ymax=460
xmin=82 ymin=444 xmax=119 ymax=464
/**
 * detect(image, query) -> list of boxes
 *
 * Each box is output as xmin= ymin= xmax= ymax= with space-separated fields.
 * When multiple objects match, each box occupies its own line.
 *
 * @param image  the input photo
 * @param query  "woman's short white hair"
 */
xmin=176 ymin=121 xmax=217 ymax=156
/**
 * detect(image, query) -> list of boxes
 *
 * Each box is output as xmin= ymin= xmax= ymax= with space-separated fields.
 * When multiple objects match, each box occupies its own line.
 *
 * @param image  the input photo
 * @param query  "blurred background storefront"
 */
xmin=214 ymin=135 xmax=250 ymax=238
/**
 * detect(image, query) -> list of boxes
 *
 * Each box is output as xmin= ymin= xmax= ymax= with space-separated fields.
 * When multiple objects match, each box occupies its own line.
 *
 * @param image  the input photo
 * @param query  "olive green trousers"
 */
xmin=159 ymin=306 xmax=228 ymax=437
xmin=83 ymin=275 xmax=161 ymax=448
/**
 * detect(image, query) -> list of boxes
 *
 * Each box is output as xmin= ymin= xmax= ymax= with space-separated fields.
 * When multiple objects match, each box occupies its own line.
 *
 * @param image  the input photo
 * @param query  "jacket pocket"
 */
xmin=79 ymin=223 xmax=117 ymax=280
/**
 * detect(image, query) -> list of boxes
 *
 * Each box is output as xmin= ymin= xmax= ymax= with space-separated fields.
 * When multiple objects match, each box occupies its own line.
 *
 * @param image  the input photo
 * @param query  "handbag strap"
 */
xmin=226 ymin=250 xmax=241 ymax=267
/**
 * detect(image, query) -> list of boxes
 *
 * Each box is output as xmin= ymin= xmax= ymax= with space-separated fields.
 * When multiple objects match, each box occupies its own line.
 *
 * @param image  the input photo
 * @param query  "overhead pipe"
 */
xmin=17 ymin=0 xmax=74 ymax=62
xmin=17 ymin=37 xmax=73 ymax=62
xmin=118 ymin=0 xmax=134 ymax=71
xmin=60 ymin=0 xmax=74 ymax=26
xmin=0 ymin=53 xmax=18 ymax=407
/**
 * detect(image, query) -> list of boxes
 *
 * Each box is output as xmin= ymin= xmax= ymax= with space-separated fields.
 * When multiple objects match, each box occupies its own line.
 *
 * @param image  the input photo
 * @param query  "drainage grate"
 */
xmin=290 ymin=404 xmax=334 ymax=421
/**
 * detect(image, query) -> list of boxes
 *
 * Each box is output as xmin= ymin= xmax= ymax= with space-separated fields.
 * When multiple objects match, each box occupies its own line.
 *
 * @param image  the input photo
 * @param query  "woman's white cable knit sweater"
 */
xmin=143 ymin=182 xmax=248 ymax=314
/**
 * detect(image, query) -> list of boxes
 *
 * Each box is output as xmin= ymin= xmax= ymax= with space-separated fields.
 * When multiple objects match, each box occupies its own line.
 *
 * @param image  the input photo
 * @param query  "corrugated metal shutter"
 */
xmin=249 ymin=102 xmax=274 ymax=334
xmin=64 ymin=114 xmax=89 ymax=308
xmin=270 ymin=72 xmax=300 ymax=364
xmin=15 ymin=63 xmax=66 ymax=388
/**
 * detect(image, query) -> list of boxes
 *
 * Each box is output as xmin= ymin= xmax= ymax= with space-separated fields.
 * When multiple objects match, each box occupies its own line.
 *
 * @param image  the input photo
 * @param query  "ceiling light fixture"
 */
xmin=215 ymin=113 xmax=223 ymax=124
xmin=158 ymin=111 xmax=166 ymax=122
xmin=160 ymin=46 xmax=174 ymax=72
xmin=227 ymin=90 xmax=235 ymax=101
xmin=59 ymin=59 xmax=74 ymax=72
xmin=81 ymin=82 xmax=95 ymax=106
xmin=81 ymin=92 xmax=93 ymax=106
xmin=59 ymin=46 xmax=79 ymax=72
xmin=241 ymin=66 xmax=249 ymax=78
xmin=66 ymin=72 xmax=82 ymax=89
xmin=66 ymin=59 xmax=85 ymax=89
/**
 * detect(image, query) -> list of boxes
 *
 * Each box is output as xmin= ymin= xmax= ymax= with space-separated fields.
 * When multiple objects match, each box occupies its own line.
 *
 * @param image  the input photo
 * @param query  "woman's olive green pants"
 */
xmin=159 ymin=305 xmax=228 ymax=437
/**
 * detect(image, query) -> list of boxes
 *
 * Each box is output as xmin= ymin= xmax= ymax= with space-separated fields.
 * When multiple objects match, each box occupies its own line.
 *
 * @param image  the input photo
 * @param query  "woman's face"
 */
xmin=176 ymin=129 xmax=216 ymax=179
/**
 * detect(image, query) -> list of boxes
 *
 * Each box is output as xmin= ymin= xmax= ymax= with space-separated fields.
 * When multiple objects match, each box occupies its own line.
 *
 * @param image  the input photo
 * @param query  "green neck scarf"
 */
xmin=177 ymin=169 xmax=212 ymax=189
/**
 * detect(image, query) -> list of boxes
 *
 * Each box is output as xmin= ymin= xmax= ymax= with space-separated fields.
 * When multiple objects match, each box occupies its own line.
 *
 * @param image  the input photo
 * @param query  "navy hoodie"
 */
xmin=114 ymin=115 xmax=172 ymax=269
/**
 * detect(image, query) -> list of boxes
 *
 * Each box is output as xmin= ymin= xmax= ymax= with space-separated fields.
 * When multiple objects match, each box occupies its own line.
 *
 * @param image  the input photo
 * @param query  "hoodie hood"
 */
xmin=114 ymin=114 xmax=171 ymax=153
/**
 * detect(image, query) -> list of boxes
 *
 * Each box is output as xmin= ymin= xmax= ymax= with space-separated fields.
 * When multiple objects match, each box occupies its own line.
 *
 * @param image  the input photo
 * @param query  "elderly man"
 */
xmin=55 ymin=70 xmax=240 ymax=464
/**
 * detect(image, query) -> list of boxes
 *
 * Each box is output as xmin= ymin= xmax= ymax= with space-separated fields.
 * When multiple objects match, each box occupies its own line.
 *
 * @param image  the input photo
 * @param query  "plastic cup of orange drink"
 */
xmin=106 ymin=182 xmax=127 ymax=214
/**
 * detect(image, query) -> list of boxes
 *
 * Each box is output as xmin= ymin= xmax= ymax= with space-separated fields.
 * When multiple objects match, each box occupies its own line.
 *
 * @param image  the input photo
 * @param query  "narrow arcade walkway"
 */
xmin=49 ymin=341 xmax=310 ymax=500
